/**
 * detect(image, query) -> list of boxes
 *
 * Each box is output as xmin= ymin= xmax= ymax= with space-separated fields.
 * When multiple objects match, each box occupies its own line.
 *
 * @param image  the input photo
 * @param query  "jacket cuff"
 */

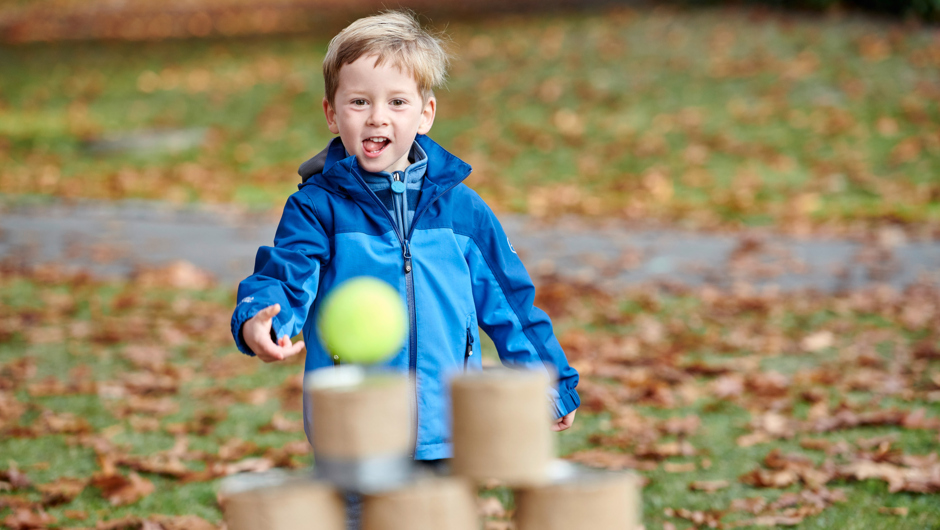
xmin=231 ymin=299 xmax=271 ymax=356
xmin=552 ymin=386 xmax=581 ymax=420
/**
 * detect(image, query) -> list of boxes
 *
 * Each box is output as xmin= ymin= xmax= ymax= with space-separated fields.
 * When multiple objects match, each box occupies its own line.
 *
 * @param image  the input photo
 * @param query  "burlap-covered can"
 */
xmin=362 ymin=476 xmax=478 ymax=530
xmin=221 ymin=471 xmax=345 ymax=530
xmin=306 ymin=366 xmax=413 ymax=491
xmin=450 ymin=369 xmax=554 ymax=485
xmin=515 ymin=463 xmax=642 ymax=530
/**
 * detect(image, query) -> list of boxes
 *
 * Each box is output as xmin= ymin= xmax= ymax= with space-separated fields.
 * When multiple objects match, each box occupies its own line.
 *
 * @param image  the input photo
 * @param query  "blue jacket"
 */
xmin=231 ymin=135 xmax=580 ymax=460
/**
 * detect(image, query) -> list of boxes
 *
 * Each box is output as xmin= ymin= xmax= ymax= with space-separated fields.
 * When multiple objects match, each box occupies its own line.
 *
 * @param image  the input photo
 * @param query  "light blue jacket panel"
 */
xmin=231 ymin=135 xmax=580 ymax=460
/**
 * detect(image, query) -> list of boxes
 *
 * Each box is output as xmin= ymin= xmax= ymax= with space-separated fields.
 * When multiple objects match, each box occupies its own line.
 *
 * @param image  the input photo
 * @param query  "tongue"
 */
xmin=363 ymin=139 xmax=387 ymax=152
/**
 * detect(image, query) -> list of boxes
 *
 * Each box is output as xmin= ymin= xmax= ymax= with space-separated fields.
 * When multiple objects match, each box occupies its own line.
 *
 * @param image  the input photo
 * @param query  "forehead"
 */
xmin=336 ymin=54 xmax=420 ymax=93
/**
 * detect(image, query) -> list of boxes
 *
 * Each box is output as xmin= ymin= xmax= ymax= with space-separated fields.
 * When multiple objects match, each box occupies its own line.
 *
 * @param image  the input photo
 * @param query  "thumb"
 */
xmin=257 ymin=304 xmax=281 ymax=322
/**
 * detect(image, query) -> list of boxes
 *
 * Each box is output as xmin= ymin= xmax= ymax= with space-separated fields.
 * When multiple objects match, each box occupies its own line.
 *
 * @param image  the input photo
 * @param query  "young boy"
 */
xmin=231 ymin=11 xmax=580 ymax=462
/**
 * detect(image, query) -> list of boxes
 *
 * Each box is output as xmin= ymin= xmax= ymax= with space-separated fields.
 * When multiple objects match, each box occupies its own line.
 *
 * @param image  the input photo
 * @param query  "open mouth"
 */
xmin=363 ymin=137 xmax=390 ymax=157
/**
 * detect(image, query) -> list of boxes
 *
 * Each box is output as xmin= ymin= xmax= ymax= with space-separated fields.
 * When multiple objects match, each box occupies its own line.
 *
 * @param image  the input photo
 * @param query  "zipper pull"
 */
xmin=465 ymin=327 xmax=474 ymax=357
xmin=391 ymin=171 xmax=406 ymax=194
xmin=403 ymin=240 xmax=412 ymax=274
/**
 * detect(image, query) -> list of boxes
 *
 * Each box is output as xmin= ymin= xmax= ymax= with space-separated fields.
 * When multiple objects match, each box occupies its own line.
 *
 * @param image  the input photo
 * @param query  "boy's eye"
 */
xmin=390 ymin=99 xmax=406 ymax=107
xmin=352 ymin=99 xmax=367 ymax=106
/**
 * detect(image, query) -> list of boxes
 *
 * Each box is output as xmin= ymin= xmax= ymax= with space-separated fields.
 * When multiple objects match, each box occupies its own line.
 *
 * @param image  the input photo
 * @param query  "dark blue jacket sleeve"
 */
xmin=231 ymin=192 xmax=330 ymax=355
xmin=465 ymin=199 xmax=580 ymax=419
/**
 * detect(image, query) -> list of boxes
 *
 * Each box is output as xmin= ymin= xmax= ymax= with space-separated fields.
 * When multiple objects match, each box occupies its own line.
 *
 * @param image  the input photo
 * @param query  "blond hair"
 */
xmin=323 ymin=11 xmax=449 ymax=108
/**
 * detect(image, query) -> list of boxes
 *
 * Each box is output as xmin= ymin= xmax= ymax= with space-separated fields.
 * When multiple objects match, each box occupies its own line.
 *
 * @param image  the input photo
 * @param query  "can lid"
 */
xmin=305 ymin=365 xmax=407 ymax=392
xmin=305 ymin=365 xmax=366 ymax=390
xmin=219 ymin=469 xmax=293 ymax=496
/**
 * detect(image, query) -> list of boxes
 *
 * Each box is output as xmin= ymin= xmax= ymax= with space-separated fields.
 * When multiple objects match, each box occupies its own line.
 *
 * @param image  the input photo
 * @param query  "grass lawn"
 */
xmin=1 ymin=5 xmax=939 ymax=235
xmin=1 ymin=266 xmax=938 ymax=528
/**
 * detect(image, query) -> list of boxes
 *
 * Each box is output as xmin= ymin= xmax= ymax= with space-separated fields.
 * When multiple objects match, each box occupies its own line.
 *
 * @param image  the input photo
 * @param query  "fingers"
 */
xmin=257 ymin=336 xmax=305 ymax=363
xmin=551 ymin=410 xmax=577 ymax=432
xmin=277 ymin=336 xmax=306 ymax=357
xmin=551 ymin=420 xmax=568 ymax=432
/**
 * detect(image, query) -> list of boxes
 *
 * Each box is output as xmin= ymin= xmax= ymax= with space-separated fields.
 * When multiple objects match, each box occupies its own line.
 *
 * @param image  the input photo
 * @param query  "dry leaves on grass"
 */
xmin=90 ymin=471 xmax=155 ymax=506
xmin=2 ymin=508 xmax=57 ymax=530
xmin=545 ymin=277 xmax=940 ymax=527
xmin=35 ymin=477 xmax=87 ymax=506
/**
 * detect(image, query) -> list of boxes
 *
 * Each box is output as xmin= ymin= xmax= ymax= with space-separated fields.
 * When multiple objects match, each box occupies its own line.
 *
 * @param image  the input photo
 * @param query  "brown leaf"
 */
xmin=729 ymin=496 xmax=768 ymax=514
xmin=259 ymin=412 xmax=303 ymax=433
xmin=663 ymin=507 xmax=723 ymax=527
xmin=711 ymin=374 xmax=745 ymax=398
xmin=111 ymin=396 xmax=178 ymax=418
xmin=0 ymin=495 xmax=39 ymax=511
xmin=35 ymin=476 xmax=87 ymax=506
xmin=2 ymin=508 xmax=56 ymax=530
xmin=40 ymin=411 xmax=92 ymax=435
xmin=730 ymin=514 xmax=804 ymax=527
xmin=739 ymin=468 xmax=799 ymax=489
xmin=635 ymin=440 xmax=696 ymax=460
xmin=121 ymin=344 xmax=169 ymax=370
xmin=689 ymin=480 xmax=730 ymax=492
xmin=0 ymin=462 xmax=32 ymax=490
xmin=658 ymin=415 xmax=700 ymax=436
xmin=217 ymin=438 xmax=260 ymax=461
xmin=165 ymin=409 xmax=226 ymax=436
xmin=663 ymin=462 xmax=697 ymax=473
xmin=91 ymin=472 xmax=155 ymax=506
xmin=801 ymin=331 xmax=834 ymax=352
xmin=27 ymin=377 xmax=95 ymax=397
xmin=116 ymin=454 xmax=191 ymax=479
xmin=63 ymin=510 xmax=88 ymax=521
xmin=565 ymin=449 xmax=658 ymax=471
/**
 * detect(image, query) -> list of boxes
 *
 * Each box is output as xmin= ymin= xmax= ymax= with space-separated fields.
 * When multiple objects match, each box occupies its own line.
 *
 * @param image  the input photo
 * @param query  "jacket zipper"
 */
xmin=353 ymin=167 xmax=470 ymax=455
xmin=464 ymin=326 xmax=474 ymax=371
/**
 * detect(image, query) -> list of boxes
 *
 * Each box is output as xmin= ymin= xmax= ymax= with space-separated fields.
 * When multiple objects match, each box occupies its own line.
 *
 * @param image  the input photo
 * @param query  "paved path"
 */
xmin=2 ymin=199 xmax=938 ymax=292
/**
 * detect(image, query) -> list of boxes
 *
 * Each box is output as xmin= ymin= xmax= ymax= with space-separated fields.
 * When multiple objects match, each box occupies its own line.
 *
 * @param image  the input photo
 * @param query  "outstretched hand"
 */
xmin=551 ymin=409 xmax=577 ymax=432
xmin=242 ymin=304 xmax=305 ymax=363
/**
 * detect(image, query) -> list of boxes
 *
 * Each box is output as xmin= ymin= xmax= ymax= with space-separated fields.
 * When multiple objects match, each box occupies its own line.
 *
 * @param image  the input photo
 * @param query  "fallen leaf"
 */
xmin=2 ymin=508 xmax=56 ymax=530
xmin=689 ymin=480 xmax=730 ymax=492
xmin=91 ymin=471 xmax=155 ymax=506
xmin=0 ymin=462 xmax=32 ymax=490
xmin=35 ymin=476 xmax=87 ymax=506
xmin=801 ymin=331 xmax=834 ymax=352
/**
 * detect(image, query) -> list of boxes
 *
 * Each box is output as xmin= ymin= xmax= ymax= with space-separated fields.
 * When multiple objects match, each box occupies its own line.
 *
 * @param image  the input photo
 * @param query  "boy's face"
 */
xmin=323 ymin=55 xmax=436 ymax=174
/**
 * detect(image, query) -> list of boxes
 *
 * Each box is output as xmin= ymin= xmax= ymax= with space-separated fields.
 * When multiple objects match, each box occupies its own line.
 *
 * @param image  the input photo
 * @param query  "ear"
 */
xmin=323 ymin=97 xmax=340 ymax=135
xmin=417 ymin=96 xmax=436 ymax=135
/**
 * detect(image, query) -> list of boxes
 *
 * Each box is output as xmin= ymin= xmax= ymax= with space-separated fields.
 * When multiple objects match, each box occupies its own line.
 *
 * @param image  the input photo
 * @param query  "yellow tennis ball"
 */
xmin=317 ymin=277 xmax=408 ymax=364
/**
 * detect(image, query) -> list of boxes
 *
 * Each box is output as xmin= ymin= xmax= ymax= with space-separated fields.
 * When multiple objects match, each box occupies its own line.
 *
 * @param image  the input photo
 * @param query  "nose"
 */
xmin=367 ymin=103 xmax=389 ymax=127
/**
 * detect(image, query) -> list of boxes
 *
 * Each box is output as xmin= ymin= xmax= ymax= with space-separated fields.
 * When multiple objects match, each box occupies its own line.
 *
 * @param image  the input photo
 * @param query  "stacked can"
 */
xmin=221 ymin=365 xmax=479 ymax=530
xmin=450 ymin=369 xmax=642 ymax=530
xmin=221 ymin=365 xmax=641 ymax=529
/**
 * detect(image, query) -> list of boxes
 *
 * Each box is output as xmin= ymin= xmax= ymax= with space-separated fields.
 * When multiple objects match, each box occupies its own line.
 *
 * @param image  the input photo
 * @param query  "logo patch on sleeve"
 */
xmin=507 ymin=237 xmax=516 ymax=254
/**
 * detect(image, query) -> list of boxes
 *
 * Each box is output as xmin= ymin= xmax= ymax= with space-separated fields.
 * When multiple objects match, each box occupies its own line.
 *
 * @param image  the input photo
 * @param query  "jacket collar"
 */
xmin=300 ymin=135 xmax=472 ymax=202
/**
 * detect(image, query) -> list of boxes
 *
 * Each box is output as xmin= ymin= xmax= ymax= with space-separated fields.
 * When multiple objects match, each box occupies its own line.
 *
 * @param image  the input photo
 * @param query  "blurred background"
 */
xmin=1 ymin=0 xmax=939 ymax=528
xmin=1 ymin=0 xmax=939 ymax=286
